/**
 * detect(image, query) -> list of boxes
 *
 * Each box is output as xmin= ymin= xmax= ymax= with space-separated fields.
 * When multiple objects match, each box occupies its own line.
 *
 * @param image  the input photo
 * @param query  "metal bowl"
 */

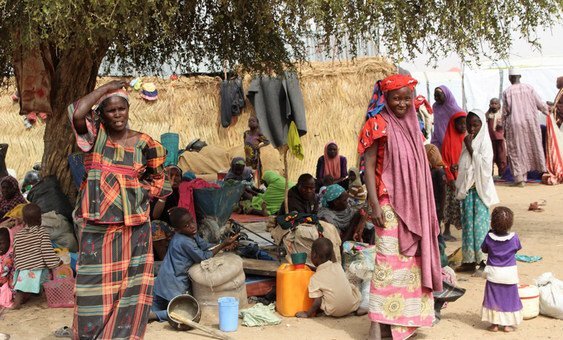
xmin=167 ymin=294 xmax=202 ymax=331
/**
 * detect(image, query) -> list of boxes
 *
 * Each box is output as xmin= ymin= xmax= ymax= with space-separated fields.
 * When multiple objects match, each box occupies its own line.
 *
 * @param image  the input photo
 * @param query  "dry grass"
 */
xmin=0 ymin=57 xmax=394 ymax=180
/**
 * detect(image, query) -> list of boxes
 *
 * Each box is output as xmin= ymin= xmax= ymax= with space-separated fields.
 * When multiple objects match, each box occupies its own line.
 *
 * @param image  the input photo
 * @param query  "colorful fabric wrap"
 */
xmin=275 ymin=213 xmax=321 ymax=231
xmin=96 ymin=89 xmax=129 ymax=108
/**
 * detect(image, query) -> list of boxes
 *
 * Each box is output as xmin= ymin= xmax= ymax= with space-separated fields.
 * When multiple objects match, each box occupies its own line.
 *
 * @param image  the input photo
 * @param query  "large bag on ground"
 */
xmin=27 ymin=176 xmax=73 ymax=221
xmin=535 ymin=272 xmax=563 ymax=319
xmin=41 ymin=211 xmax=78 ymax=252
xmin=189 ymin=253 xmax=244 ymax=288
xmin=188 ymin=253 xmax=247 ymax=323
xmin=178 ymin=145 xmax=231 ymax=176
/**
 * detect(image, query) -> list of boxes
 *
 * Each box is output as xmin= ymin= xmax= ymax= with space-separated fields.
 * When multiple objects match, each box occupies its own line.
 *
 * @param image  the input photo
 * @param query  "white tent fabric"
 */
xmin=409 ymin=58 xmax=563 ymax=115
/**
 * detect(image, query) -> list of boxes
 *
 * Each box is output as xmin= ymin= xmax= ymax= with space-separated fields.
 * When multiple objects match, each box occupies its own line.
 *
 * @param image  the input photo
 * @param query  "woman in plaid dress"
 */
xmin=69 ymin=80 xmax=171 ymax=339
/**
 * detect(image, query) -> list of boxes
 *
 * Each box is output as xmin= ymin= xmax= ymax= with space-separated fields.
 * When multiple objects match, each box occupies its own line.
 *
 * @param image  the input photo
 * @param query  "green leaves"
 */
xmin=0 ymin=0 xmax=561 ymax=76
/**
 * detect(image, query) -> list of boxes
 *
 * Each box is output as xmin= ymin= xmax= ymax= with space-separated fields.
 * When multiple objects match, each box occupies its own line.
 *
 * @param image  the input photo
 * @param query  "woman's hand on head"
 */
xmin=103 ymin=80 xmax=128 ymax=92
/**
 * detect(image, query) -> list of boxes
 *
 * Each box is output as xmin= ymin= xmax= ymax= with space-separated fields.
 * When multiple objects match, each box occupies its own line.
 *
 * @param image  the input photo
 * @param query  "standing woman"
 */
xmin=359 ymin=75 xmax=442 ymax=340
xmin=431 ymin=86 xmax=463 ymax=150
xmin=69 ymin=80 xmax=171 ymax=339
xmin=441 ymin=111 xmax=467 ymax=241
xmin=455 ymin=109 xmax=499 ymax=274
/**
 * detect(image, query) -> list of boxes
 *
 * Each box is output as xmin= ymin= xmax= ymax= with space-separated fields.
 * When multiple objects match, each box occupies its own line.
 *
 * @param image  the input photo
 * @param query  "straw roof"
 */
xmin=0 ymin=57 xmax=395 ymax=181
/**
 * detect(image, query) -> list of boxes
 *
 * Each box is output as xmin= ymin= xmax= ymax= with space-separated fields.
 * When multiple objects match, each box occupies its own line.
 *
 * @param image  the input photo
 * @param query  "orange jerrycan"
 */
xmin=275 ymin=263 xmax=314 ymax=317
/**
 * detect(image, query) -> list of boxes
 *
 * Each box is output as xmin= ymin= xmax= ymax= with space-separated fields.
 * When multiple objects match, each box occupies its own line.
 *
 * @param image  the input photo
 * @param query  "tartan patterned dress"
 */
xmin=68 ymin=104 xmax=171 ymax=340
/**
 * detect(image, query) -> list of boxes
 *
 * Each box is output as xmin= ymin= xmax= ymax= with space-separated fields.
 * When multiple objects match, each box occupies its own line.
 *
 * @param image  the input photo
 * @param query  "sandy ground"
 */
xmin=1 ymin=183 xmax=562 ymax=339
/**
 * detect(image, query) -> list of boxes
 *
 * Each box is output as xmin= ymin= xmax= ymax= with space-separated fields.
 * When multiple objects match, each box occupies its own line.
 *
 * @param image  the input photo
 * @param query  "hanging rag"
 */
xmin=13 ymin=40 xmax=54 ymax=117
xmin=220 ymin=78 xmax=245 ymax=128
xmin=287 ymin=121 xmax=304 ymax=160
xmin=247 ymin=72 xmax=307 ymax=147
xmin=239 ymin=303 xmax=281 ymax=327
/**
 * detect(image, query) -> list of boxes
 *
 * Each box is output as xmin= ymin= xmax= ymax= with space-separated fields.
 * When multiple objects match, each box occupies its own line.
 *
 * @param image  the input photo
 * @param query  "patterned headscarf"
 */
xmin=321 ymin=184 xmax=345 ymax=207
xmin=0 ymin=176 xmax=27 ymax=221
xmin=95 ymin=89 xmax=129 ymax=113
xmin=366 ymin=74 xmax=418 ymax=118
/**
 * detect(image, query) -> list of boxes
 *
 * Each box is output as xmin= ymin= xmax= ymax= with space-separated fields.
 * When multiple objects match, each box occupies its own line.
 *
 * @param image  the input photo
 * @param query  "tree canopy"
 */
xmin=1 ymin=0 xmax=561 ymax=77
xmin=0 ymin=0 xmax=561 ymax=197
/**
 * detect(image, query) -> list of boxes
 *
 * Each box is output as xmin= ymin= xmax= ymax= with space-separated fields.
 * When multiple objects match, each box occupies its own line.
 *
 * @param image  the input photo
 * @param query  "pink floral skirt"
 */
xmin=368 ymin=201 xmax=434 ymax=340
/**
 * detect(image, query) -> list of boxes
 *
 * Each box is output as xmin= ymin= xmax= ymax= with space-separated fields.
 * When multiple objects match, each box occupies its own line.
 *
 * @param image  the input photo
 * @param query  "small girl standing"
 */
xmin=243 ymin=116 xmax=270 ymax=177
xmin=455 ymin=109 xmax=499 ymax=274
xmin=481 ymin=206 xmax=523 ymax=332
xmin=12 ymin=204 xmax=61 ymax=307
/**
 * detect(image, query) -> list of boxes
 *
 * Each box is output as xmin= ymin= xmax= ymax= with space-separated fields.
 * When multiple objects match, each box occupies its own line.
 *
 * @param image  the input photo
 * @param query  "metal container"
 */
xmin=167 ymin=294 xmax=202 ymax=331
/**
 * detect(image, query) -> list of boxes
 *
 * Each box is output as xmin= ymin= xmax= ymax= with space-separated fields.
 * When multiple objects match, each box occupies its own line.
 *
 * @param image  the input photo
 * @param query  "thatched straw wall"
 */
xmin=0 ymin=57 xmax=394 ymax=181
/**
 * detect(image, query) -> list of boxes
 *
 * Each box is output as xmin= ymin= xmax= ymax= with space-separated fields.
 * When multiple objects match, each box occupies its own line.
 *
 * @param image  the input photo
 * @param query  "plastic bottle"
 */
xmin=275 ymin=263 xmax=314 ymax=317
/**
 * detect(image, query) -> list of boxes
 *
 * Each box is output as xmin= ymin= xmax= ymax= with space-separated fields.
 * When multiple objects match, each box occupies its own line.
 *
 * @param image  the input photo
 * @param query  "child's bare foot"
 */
xmin=503 ymin=326 xmax=514 ymax=332
xmin=148 ymin=312 xmax=158 ymax=322
xmin=10 ymin=292 xmax=26 ymax=309
xmin=295 ymin=311 xmax=309 ymax=318
xmin=487 ymin=324 xmax=499 ymax=332
xmin=356 ymin=307 xmax=368 ymax=316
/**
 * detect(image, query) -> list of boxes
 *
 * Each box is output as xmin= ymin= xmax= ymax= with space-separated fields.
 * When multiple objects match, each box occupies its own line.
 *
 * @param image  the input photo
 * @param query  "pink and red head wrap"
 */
xmin=366 ymin=74 xmax=418 ymax=119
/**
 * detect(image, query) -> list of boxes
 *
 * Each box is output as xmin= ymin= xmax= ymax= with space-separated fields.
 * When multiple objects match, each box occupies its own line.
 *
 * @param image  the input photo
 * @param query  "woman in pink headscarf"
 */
xmin=315 ymin=142 xmax=348 ymax=183
xmin=359 ymin=74 xmax=442 ymax=340
xmin=431 ymin=85 xmax=463 ymax=150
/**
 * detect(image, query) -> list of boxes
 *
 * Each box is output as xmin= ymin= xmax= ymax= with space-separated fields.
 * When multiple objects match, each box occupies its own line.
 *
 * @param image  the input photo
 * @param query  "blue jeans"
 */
xmin=151 ymin=294 xmax=170 ymax=321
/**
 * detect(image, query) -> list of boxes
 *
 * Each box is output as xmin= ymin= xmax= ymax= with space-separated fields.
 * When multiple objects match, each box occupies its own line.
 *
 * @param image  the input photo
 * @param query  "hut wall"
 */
xmin=0 ymin=57 xmax=394 ymax=181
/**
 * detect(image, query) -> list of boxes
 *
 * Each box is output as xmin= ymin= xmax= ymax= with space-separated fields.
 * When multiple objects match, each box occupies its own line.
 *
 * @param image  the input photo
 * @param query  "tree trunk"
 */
xmin=39 ymin=46 xmax=108 ymax=200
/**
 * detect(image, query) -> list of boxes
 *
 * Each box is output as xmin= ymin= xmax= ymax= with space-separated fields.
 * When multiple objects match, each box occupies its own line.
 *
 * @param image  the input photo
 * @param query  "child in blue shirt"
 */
xmin=150 ymin=207 xmax=238 ymax=321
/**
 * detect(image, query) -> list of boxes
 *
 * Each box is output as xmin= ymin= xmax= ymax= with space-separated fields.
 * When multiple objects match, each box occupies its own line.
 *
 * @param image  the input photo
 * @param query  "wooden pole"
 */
xmin=283 ymin=145 xmax=289 ymax=214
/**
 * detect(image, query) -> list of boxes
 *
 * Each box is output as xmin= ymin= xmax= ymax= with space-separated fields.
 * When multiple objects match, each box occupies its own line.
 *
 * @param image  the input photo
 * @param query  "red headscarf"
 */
xmin=323 ymin=142 xmax=341 ymax=179
xmin=366 ymin=74 xmax=418 ymax=118
xmin=441 ymin=111 xmax=467 ymax=181
xmin=414 ymin=95 xmax=433 ymax=114
xmin=380 ymin=74 xmax=418 ymax=92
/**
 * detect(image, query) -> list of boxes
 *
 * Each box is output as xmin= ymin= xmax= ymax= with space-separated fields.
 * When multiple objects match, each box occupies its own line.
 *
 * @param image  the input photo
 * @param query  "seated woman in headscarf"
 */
xmin=1 ymin=177 xmax=27 ymax=223
xmin=225 ymin=157 xmax=262 ymax=200
xmin=150 ymin=166 xmax=182 ymax=261
xmin=316 ymin=142 xmax=348 ymax=187
xmin=317 ymin=184 xmax=367 ymax=242
xmin=239 ymin=171 xmax=294 ymax=216
xmin=279 ymin=173 xmax=318 ymax=215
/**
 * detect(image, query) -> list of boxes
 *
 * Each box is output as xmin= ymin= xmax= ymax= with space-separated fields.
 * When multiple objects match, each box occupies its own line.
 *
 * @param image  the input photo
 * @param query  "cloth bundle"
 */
xmin=239 ymin=303 xmax=281 ymax=327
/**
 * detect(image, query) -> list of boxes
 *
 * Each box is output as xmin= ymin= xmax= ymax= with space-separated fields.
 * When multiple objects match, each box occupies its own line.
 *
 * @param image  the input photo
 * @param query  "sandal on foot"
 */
xmin=54 ymin=326 xmax=72 ymax=338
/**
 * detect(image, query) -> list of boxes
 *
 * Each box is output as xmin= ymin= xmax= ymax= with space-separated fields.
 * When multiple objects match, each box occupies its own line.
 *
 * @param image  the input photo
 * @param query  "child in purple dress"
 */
xmin=481 ymin=206 xmax=523 ymax=332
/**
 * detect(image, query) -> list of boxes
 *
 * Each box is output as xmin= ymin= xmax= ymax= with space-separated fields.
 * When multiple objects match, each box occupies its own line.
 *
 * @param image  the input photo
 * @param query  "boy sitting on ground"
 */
xmin=150 ymin=207 xmax=238 ymax=321
xmin=296 ymin=238 xmax=361 ymax=318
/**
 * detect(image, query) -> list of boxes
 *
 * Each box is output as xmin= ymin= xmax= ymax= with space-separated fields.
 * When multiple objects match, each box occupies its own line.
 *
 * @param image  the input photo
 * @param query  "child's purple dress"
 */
xmin=481 ymin=232 xmax=523 ymax=326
